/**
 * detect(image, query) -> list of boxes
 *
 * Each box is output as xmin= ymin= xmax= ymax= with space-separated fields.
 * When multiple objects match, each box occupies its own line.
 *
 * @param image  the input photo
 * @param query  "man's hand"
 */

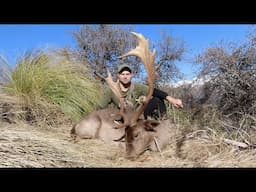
xmin=166 ymin=96 xmax=183 ymax=108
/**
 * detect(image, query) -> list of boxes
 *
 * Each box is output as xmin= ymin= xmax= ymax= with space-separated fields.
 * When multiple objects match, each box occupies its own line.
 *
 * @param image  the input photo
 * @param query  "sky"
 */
xmin=0 ymin=24 xmax=253 ymax=80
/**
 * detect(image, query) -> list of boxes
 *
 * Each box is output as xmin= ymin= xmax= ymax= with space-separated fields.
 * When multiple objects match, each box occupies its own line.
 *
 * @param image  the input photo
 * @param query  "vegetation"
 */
xmin=1 ymin=48 xmax=102 ymax=125
xmin=73 ymin=24 xmax=185 ymax=84
xmin=192 ymin=29 xmax=256 ymax=142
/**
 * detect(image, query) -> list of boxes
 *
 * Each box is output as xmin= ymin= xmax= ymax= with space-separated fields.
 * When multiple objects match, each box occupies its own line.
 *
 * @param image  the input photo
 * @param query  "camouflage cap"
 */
xmin=117 ymin=64 xmax=132 ymax=73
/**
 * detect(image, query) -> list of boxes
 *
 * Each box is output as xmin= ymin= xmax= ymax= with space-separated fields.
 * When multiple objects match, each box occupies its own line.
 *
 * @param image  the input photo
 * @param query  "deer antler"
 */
xmin=94 ymin=66 xmax=126 ymax=128
xmin=96 ymin=32 xmax=156 ymax=130
xmin=155 ymin=60 xmax=164 ymax=71
xmin=94 ymin=68 xmax=123 ymax=100
xmin=118 ymin=32 xmax=156 ymax=125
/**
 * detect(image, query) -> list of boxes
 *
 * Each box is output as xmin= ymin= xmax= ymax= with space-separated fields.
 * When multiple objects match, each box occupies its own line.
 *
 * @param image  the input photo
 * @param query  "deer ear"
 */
xmin=144 ymin=120 xmax=160 ymax=132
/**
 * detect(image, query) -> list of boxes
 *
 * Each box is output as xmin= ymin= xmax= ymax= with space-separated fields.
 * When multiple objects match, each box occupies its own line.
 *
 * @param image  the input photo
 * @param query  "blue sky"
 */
xmin=0 ymin=24 xmax=252 ymax=80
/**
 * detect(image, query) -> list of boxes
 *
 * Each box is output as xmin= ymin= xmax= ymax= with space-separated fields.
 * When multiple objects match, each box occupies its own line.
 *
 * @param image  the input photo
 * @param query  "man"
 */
xmin=99 ymin=64 xmax=183 ymax=120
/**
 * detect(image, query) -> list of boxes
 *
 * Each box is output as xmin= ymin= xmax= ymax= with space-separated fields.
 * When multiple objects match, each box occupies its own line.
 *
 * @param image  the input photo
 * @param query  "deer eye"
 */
xmin=134 ymin=133 xmax=139 ymax=138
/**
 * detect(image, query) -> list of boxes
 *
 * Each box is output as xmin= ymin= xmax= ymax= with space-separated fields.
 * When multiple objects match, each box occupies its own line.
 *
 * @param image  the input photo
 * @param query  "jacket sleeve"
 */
xmin=152 ymin=88 xmax=168 ymax=100
xmin=135 ymin=83 xmax=168 ymax=101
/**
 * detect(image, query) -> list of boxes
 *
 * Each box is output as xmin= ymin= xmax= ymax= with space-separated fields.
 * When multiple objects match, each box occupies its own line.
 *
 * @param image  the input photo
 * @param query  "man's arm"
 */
xmin=166 ymin=95 xmax=183 ymax=108
xmin=152 ymin=88 xmax=168 ymax=100
xmin=153 ymin=88 xmax=183 ymax=108
xmin=134 ymin=83 xmax=183 ymax=108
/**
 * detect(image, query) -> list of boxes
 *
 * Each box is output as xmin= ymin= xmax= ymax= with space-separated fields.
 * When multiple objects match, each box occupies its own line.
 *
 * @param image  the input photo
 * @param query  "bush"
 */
xmin=2 ymin=49 xmax=102 ymax=125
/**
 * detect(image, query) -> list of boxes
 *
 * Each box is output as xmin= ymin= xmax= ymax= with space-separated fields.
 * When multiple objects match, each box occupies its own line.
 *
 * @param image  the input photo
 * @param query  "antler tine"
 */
xmin=155 ymin=62 xmax=162 ymax=71
xmin=95 ymin=68 xmax=123 ymax=100
xmin=104 ymin=68 xmax=123 ymax=99
xmin=118 ymin=32 xmax=148 ymax=59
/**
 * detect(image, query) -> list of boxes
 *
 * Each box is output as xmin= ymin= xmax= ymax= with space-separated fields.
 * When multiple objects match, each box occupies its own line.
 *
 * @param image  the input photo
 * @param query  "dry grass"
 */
xmin=0 ymin=93 xmax=24 ymax=123
xmin=1 ymin=120 xmax=256 ymax=168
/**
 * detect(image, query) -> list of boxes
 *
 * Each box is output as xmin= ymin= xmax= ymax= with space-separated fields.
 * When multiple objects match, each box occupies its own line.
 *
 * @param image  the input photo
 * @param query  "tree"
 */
xmin=73 ymin=24 xmax=139 ymax=79
xmin=154 ymin=31 xmax=185 ymax=84
xmin=194 ymin=28 xmax=256 ymax=122
xmin=73 ymin=24 xmax=185 ymax=84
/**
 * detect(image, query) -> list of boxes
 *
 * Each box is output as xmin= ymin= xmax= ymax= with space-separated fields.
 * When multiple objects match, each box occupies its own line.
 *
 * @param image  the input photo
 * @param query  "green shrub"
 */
xmin=3 ymin=49 xmax=102 ymax=124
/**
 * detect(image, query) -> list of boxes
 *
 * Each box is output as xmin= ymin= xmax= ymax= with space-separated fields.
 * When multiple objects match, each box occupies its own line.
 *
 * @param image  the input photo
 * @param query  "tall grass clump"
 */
xmin=3 ymin=49 xmax=102 ymax=125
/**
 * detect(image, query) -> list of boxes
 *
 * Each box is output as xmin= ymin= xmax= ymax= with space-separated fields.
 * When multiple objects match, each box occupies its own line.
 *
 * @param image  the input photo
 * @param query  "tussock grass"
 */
xmin=1 ymin=49 xmax=102 ymax=126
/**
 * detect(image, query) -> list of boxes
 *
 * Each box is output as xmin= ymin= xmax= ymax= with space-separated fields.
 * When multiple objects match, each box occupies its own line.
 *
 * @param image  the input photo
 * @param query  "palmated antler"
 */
xmin=118 ymin=32 xmax=156 ymax=126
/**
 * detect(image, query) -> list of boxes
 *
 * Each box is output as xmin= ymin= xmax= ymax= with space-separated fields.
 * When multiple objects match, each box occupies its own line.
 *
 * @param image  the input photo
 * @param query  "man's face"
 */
xmin=118 ymin=70 xmax=133 ymax=85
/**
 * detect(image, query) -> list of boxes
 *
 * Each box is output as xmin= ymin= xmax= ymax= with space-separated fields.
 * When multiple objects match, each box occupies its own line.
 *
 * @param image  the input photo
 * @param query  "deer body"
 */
xmin=71 ymin=108 xmax=172 ymax=154
xmin=71 ymin=108 xmax=124 ymax=143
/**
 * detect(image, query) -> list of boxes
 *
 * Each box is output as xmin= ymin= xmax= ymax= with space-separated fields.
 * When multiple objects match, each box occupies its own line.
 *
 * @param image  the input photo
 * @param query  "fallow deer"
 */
xmin=71 ymin=32 xmax=172 ymax=160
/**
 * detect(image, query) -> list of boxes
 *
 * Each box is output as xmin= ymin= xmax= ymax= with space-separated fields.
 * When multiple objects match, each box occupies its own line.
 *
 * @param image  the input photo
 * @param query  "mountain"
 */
xmin=171 ymin=76 xmax=211 ymax=88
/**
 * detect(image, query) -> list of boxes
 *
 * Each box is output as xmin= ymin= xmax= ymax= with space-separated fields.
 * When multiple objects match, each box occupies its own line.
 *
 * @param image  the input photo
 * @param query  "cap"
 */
xmin=117 ymin=64 xmax=132 ymax=73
